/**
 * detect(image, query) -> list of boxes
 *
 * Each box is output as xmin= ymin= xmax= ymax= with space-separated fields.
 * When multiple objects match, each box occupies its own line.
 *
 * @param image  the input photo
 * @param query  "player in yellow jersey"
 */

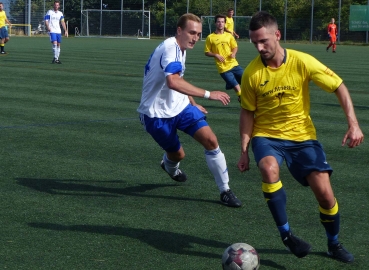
xmin=0 ymin=2 xmax=11 ymax=54
xmin=238 ymin=11 xmax=364 ymax=264
xmin=225 ymin=8 xmax=239 ymax=39
xmin=205 ymin=14 xmax=243 ymax=101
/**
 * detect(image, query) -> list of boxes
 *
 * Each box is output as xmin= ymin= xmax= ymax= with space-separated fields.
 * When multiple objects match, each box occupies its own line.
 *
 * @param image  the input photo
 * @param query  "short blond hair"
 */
xmin=177 ymin=13 xmax=201 ymax=30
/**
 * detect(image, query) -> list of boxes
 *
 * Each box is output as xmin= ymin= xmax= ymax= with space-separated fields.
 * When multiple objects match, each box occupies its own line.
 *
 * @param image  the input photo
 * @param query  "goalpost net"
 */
xmin=6 ymin=24 xmax=32 ymax=36
xmin=79 ymin=9 xmax=150 ymax=39
xmin=201 ymin=16 xmax=252 ymax=41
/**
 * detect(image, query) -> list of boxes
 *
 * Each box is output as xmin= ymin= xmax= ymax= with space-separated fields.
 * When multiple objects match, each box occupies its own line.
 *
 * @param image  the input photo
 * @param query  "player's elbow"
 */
xmin=166 ymin=76 xmax=178 ymax=90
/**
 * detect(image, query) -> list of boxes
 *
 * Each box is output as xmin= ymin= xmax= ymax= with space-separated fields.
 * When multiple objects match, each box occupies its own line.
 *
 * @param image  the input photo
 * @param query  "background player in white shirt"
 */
xmin=45 ymin=0 xmax=68 ymax=64
xmin=137 ymin=13 xmax=242 ymax=207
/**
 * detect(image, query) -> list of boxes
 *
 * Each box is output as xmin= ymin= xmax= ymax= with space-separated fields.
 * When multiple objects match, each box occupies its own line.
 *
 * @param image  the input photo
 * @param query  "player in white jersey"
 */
xmin=137 ymin=13 xmax=242 ymax=207
xmin=45 ymin=1 xmax=68 ymax=64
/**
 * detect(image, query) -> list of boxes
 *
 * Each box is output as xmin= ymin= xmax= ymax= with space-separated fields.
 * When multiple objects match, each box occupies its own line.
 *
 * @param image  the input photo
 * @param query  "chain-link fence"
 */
xmin=4 ymin=0 xmax=369 ymax=43
xmin=3 ymin=0 xmax=64 ymax=35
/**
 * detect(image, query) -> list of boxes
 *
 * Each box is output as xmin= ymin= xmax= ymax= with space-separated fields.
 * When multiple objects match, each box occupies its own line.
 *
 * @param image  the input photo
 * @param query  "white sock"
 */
xmin=52 ymin=44 xmax=58 ymax=59
xmin=205 ymin=147 xmax=230 ymax=193
xmin=163 ymin=153 xmax=180 ymax=176
xmin=57 ymin=46 xmax=60 ymax=58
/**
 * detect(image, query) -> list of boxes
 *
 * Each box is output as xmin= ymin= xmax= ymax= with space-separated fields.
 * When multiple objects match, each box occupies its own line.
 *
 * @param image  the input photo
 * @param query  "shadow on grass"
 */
xmin=15 ymin=177 xmax=220 ymax=205
xmin=27 ymin=222 xmax=285 ymax=267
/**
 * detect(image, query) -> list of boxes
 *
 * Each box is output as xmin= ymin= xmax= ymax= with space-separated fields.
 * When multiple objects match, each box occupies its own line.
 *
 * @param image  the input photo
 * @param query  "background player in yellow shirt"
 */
xmin=0 ymin=2 xmax=11 ymax=54
xmin=225 ymin=8 xmax=239 ymax=39
xmin=205 ymin=14 xmax=243 ymax=101
xmin=238 ymin=11 xmax=364 ymax=264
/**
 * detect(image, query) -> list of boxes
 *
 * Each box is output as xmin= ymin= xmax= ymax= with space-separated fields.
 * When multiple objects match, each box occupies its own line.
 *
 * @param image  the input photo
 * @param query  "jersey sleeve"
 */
xmin=204 ymin=36 xmax=212 ymax=53
xmin=230 ymin=35 xmax=238 ymax=49
xmin=240 ymin=65 xmax=257 ymax=111
xmin=44 ymin=10 xmax=50 ymax=21
xmin=305 ymin=54 xmax=342 ymax=93
xmin=161 ymin=43 xmax=183 ymax=77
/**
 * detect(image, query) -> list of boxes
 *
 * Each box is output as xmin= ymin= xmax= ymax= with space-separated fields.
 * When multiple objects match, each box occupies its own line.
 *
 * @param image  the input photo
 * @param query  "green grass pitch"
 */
xmin=0 ymin=36 xmax=368 ymax=269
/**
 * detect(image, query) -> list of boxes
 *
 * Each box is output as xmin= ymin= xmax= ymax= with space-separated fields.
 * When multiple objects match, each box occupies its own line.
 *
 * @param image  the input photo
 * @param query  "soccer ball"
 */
xmin=222 ymin=243 xmax=260 ymax=270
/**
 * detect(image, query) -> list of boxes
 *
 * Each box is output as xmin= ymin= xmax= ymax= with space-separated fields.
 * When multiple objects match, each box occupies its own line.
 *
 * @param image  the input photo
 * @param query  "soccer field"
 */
xmin=0 ymin=37 xmax=368 ymax=269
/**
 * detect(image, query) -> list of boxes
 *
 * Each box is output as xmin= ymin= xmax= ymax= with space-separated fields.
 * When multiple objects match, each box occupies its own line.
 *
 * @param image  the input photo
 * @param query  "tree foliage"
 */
xmin=8 ymin=0 xmax=369 ymax=39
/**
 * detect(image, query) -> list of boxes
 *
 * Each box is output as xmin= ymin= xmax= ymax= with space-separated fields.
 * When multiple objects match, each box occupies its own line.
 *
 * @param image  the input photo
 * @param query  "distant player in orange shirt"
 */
xmin=326 ymin=18 xmax=337 ymax=53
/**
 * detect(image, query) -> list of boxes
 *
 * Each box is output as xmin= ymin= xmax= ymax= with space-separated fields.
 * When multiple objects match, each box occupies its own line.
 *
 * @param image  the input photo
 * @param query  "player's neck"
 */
xmin=215 ymin=29 xmax=224 ymax=34
xmin=265 ymin=47 xmax=286 ymax=68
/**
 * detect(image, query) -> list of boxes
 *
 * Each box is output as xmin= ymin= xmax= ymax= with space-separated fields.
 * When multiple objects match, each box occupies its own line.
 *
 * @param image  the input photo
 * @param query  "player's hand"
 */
xmin=209 ymin=91 xmax=230 ymax=105
xmin=235 ymin=33 xmax=239 ymax=39
xmin=65 ymin=32 xmax=68 ymax=37
xmin=328 ymin=34 xmax=331 ymax=38
xmin=342 ymin=125 xmax=364 ymax=148
xmin=237 ymin=152 xmax=250 ymax=172
xmin=215 ymin=54 xmax=225 ymax=63
xmin=230 ymin=53 xmax=236 ymax=58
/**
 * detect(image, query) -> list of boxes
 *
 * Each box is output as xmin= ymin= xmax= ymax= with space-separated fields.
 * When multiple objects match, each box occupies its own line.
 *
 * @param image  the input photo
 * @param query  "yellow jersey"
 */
xmin=225 ymin=16 xmax=234 ymax=33
xmin=241 ymin=49 xmax=342 ymax=141
xmin=0 ymin=10 xmax=7 ymax=28
xmin=204 ymin=32 xmax=239 ymax=73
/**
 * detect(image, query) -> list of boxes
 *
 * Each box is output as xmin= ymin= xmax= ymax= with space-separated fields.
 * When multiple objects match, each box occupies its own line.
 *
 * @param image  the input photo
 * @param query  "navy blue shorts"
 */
xmin=140 ymin=104 xmax=208 ymax=152
xmin=0 ymin=27 xmax=9 ymax=39
xmin=251 ymin=137 xmax=333 ymax=186
xmin=220 ymin=65 xmax=243 ymax=90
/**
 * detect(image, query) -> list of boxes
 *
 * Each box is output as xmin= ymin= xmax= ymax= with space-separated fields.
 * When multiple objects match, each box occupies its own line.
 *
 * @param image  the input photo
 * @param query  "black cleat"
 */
xmin=282 ymin=231 xmax=311 ymax=258
xmin=333 ymin=51 xmax=336 ymax=53
xmin=52 ymin=58 xmax=56 ymax=63
xmin=326 ymin=47 xmax=329 ymax=52
xmin=55 ymin=59 xmax=62 ymax=64
xmin=220 ymin=189 xmax=242 ymax=207
xmin=327 ymin=242 xmax=354 ymax=263
xmin=160 ymin=160 xmax=187 ymax=182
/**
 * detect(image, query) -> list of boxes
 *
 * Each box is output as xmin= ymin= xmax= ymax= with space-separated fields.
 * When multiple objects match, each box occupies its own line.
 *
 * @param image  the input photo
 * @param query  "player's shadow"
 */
xmin=15 ymin=177 xmax=217 ymax=205
xmin=27 ymin=222 xmax=286 ymax=268
xmin=28 ymin=222 xmax=227 ymax=259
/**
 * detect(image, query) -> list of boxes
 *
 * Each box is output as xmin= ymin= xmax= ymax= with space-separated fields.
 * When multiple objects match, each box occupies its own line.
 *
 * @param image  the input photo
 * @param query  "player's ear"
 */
xmin=176 ymin=26 xmax=182 ymax=36
xmin=275 ymin=30 xmax=281 ymax=41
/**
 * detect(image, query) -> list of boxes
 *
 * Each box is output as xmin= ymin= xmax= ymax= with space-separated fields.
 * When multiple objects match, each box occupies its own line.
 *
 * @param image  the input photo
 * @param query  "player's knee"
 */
xmin=258 ymin=158 xmax=279 ymax=182
xmin=203 ymin=134 xmax=219 ymax=150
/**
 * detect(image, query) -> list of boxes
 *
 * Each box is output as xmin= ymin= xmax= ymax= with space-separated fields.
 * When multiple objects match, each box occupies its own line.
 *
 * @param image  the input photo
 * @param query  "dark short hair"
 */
xmin=214 ymin=14 xmax=226 ymax=23
xmin=228 ymin=8 xmax=234 ymax=12
xmin=177 ymin=13 xmax=201 ymax=29
xmin=249 ymin=11 xmax=278 ymax=31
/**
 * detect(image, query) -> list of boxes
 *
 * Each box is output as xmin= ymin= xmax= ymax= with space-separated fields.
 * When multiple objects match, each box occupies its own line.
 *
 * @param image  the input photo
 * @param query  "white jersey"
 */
xmin=45 ymin=9 xmax=64 ymax=34
xmin=137 ymin=37 xmax=190 ymax=118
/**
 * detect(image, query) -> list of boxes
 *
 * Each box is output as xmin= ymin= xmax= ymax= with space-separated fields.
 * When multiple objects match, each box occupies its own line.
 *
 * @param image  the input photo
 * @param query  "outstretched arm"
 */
xmin=166 ymin=73 xmax=230 ymax=105
xmin=334 ymin=83 xmax=364 ymax=147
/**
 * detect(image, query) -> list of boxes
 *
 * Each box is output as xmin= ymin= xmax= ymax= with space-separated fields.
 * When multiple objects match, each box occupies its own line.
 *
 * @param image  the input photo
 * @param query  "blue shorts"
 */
xmin=139 ymin=104 xmax=208 ymax=152
xmin=251 ymin=137 xmax=333 ymax=186
xmin=220 ymin=65 xmax=243 ymax=90
xmin=49 ymin=33 xmax=62 ymax=43
xmin=0 ymin=27 xmax=9 ymax=39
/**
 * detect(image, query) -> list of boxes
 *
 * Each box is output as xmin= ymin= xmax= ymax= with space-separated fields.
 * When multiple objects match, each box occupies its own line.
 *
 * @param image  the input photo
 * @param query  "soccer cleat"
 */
xmin=326 ymin=47 xmax=329 ymax=52
xmin=327 ymin=242 xmax=354 ymax=263
xmin=282 ymin=231 xmax=312 ymax=258
xmin=160 ymin=160 xmax=187 ymax=182
xmin=333 ymin=51 xmax=336 ymax=53
xmin=220 ymin=189 xmax=242 ymax=207
xmin=52 ymin=58 xmax=56 ymax=63
xmin=1 ymin=51 xmax=7 ymax=54
xmin=55 ymin=59 xmax=62 ymax=64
